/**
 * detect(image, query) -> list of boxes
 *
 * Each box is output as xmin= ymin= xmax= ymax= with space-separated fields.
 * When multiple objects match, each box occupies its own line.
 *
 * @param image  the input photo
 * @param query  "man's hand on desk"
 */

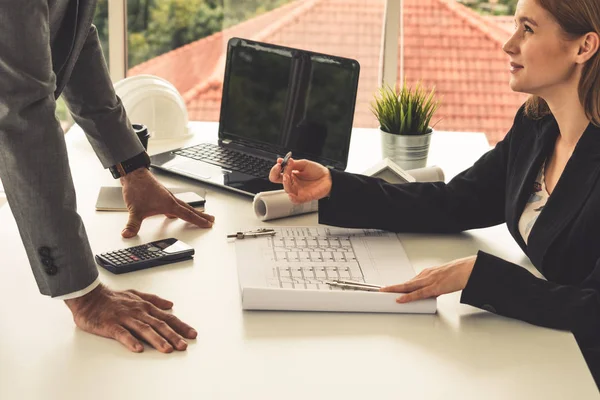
xmin=380 ymin=255 xmax=477 ymax=303
xmin=120 ymin=168 xmax=215 ymax=238
xmin=64 ymin=284 xmax=197 ymax=353
xmin=268 ymin=157 xmax=332 ymax=203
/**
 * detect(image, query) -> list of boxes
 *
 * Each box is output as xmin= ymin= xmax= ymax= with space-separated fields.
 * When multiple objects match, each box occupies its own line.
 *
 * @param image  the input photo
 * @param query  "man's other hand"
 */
xmin=65 ymin=284 xmax=197 ymax=353
xmin=120 ymin=168 xmax=215 ymax=238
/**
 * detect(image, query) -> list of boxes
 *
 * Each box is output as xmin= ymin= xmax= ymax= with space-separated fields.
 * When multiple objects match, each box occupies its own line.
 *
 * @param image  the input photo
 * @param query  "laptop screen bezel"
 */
xmin=217 ymin=37 xmax=360 ymax=170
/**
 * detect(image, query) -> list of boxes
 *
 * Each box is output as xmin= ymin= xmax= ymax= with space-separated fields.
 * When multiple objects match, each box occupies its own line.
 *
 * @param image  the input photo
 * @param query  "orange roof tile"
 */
xmin=129 ymin=0 xmax=528 ymax=144
xmin=486 ymin=15 xmax=516 ymax=35
xmin=402 ymin=0 xmax=527 ymax=143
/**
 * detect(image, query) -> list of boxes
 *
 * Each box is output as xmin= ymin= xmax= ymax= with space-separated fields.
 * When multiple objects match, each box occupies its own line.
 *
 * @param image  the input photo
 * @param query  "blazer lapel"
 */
xmin=506 ymin=116 xmax=559 ymax=251
xmin=526 ymin=122 xmax=600 ymax=268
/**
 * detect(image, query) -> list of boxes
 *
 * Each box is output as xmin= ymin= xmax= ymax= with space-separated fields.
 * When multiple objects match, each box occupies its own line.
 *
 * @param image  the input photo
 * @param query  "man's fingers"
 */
xmin=175 ymin=197 xmax=215 ymax=223
xmin=172 ymin=199 xmax=214 ymax=228
xmin=123 ymin=319 xmax=174 ymax=353
xmin=140 ymin=314 xmax=188 ymax=351
xmin=109 ymin=324 xmax=144 ymax=352
xmin=165 ymin=213 xmax=177 ymax=219
xmin=122 ymin=213 xmax=143 ymax=238
xmin=129 ymin=289 xmax=173 ymax=310
xmin=150 ymin=308 xmax=198 ymax=339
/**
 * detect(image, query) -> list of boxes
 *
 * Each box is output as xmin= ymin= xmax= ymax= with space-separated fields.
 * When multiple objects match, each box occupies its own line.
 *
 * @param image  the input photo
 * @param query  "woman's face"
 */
xmin=503 ymin=0 xmax=580 ymax=97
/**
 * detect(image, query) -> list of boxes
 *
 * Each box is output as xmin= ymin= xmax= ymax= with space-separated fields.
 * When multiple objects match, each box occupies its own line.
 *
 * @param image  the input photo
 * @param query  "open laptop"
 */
xmin=150 ymin=37 xmax=360 ymax=196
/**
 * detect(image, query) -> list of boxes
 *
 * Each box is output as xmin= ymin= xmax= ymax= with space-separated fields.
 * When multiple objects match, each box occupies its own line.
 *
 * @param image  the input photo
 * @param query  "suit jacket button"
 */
xmin=41 ymin=257 xmax=54 ymax=267
xmin=38 ymin=246 xmax=52 ymax=257
xmin=45 ymin=265 xmax=58 ymax=276
xmin=482 ymin=304 xmax=497 ymax=313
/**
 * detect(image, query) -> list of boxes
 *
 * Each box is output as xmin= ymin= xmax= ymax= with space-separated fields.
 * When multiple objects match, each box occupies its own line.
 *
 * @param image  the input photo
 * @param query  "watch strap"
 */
xmin=109 ymin=151 xmax=151 ymax=179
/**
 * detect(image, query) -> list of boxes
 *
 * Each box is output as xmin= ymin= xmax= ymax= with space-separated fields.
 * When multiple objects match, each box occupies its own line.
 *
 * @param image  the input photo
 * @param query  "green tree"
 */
xmin=94 ymin=0 xmax=109 ymax=64
xmin=461 ymin=0 xmax=517 ymax=16
xmin=138 ymin=0 xmax=224 ymax=66
xmin=223 ymin=0 xmax=295 ymax=27
xmin=94 ymin=0 xmax=296 ymax=68
xmin=500 ymin=0 xmax=518 ymax=15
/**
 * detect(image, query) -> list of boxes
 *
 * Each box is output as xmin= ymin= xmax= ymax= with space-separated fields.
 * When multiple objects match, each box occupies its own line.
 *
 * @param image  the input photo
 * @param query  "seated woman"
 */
xmin=269 ymin=0 xmax=600 ymax=387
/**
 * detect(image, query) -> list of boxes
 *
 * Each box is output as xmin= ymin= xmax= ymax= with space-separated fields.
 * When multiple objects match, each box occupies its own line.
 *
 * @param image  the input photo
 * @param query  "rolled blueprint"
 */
xmin=253 ymin=166 xmax=444 ymax=221
xmin=253 ymin=190 xmax=318 ymax=221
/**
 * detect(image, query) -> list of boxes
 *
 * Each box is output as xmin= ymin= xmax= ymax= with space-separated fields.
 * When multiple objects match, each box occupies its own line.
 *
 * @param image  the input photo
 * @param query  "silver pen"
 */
xmin=227 ymin=228 xmax=276 ymax=239
xmin=325 ymin=281 xmax=381 ymax=292
xmin=333 ymin=279 xmax=382 ymax=289
xmin=280 ymin=151 xmax=292 ymax=173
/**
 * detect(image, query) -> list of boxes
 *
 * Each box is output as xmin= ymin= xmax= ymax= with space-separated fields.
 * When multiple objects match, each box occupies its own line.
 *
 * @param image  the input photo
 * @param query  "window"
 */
xmin=124 ymin=0 xmax=387 ymax=128
xmin=99 ymin=0 xmax=531 ymax=145
xmin=55 ymin=98 xmax=72 ymax=132
xmin=399 ymin=0 xmax=527 ymax=144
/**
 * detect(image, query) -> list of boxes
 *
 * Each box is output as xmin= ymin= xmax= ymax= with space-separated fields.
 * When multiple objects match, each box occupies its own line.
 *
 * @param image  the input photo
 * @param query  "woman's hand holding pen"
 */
xmin=380 ymin=256 xmax=477 ymax=303
xmin=269 ymin=157 xmax=332 ymax=204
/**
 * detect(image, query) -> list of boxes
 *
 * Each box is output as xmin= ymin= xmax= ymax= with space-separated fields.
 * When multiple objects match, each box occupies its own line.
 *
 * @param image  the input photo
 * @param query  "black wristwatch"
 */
xmin=109 ymin=151 xmax=151 ymax=179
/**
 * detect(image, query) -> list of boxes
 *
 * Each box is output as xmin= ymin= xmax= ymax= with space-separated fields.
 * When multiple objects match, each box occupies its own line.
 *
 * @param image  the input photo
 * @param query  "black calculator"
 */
xmin=95 ymin=238 xmax=195 ymax=274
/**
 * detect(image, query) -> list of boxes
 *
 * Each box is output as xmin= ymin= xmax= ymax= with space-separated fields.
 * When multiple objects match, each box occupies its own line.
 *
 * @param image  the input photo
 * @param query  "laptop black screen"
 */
xmin=219 ymin=38 xmax=360 ymax=169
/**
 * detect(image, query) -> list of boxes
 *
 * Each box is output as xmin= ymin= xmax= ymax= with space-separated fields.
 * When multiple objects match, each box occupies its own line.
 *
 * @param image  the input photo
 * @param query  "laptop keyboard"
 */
xmin=173 ymin=143 xmax=274 ymax=177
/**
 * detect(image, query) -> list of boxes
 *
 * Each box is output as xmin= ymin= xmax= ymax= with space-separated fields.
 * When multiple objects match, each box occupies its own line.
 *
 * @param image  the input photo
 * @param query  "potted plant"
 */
xmin=371 ymin=80 xmax=441 ymax=170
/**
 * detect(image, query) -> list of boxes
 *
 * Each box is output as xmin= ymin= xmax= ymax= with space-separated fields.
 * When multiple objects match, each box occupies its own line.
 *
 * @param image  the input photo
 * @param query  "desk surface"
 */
xmin=0 ymin=123 xmax=597 ymax=399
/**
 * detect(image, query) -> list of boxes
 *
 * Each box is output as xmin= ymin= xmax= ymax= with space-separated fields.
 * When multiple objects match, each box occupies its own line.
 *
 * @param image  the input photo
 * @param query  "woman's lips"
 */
xmin=510 ymin=62 xmax=524 ymax=73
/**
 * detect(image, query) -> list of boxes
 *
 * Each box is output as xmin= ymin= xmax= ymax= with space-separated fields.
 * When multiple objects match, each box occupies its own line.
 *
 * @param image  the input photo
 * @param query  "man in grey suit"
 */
xmin=0 ymin=0 xmax=215 ymax=353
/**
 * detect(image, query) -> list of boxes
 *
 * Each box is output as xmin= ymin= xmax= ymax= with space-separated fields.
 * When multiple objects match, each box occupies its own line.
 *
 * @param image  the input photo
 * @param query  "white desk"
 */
xmin=0 ymin=122 xmax=597 ymax=399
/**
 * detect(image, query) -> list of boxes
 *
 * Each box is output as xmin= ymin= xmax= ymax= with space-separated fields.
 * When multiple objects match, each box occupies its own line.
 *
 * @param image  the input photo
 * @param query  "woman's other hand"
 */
xmin=380 ymin=256 xmax=477 ymax=303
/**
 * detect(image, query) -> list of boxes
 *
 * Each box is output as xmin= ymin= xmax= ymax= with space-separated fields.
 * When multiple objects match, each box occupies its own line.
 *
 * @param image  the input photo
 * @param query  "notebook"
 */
xmin=95 ymin=187 xmax=205 ymax=211
xmin=150 ymin=37 xmax=360 ymax=197
xmin=234 ymin=226 xmax=437 ymax=313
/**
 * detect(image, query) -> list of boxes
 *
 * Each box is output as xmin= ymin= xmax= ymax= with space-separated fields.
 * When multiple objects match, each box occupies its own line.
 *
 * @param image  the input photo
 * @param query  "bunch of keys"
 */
xmin=227 ymin=228 xmax=276 ymax=239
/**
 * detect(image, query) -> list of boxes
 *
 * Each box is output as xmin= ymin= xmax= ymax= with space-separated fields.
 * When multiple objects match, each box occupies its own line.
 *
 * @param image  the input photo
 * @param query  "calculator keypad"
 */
xmin=102 ymin=245 xmax=167 ymax=266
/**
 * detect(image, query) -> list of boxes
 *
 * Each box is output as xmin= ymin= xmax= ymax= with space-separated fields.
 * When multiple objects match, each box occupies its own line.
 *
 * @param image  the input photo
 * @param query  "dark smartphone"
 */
xmin=95 ymin=238 xmax=194 ymax=274
xmin=174 ymin=192 xmax=206 ymax=207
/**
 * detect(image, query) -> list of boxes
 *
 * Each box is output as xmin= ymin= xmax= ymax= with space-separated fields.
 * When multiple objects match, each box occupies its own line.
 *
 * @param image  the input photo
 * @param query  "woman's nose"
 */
xmin=503 ymin=33 xmax=518 ymax=55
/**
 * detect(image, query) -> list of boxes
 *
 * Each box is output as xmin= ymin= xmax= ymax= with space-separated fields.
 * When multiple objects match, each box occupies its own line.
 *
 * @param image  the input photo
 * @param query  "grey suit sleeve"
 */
xmin=61 ymin=25 xmax=144 ymax=168
xmin=0 ymin=1 xmax=98 ymax=296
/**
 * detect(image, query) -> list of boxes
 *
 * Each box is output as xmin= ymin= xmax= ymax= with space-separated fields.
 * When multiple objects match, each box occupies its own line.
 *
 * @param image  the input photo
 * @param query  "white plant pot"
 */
xmin=380 ymin=128 xmax=433 ymax=170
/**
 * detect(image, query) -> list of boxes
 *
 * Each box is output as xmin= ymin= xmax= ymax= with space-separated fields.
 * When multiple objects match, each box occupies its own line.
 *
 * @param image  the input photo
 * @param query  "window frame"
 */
xmin=107 ymin=0 xmax=401 ymax=103
xmin=107 ymin=0 xmax=127 ymax=82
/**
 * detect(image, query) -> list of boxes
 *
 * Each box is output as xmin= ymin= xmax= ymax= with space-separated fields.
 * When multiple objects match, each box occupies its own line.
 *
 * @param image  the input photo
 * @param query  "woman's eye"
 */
xmin=524 ymin=24 xmax=534 ymax=33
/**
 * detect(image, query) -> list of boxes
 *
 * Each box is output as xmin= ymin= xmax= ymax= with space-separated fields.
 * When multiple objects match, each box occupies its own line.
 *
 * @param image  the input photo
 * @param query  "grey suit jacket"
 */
xmin=0 ymin=0 xmax=144 ymax=296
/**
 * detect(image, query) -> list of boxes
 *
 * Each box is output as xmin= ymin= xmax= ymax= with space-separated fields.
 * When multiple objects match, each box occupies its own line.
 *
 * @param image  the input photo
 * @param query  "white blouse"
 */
xmin=518 ymin=162 xmax=550 ymax=245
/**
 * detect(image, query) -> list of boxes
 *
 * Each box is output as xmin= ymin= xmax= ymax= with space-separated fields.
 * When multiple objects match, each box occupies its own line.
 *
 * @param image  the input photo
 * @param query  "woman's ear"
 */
xmin=577 ymin=32 xmax=600 ymax=63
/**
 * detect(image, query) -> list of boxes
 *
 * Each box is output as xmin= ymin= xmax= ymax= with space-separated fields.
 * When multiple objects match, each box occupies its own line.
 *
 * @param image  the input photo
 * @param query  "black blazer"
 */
xmin=318 ymin=105 xmax=600 ymax=384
